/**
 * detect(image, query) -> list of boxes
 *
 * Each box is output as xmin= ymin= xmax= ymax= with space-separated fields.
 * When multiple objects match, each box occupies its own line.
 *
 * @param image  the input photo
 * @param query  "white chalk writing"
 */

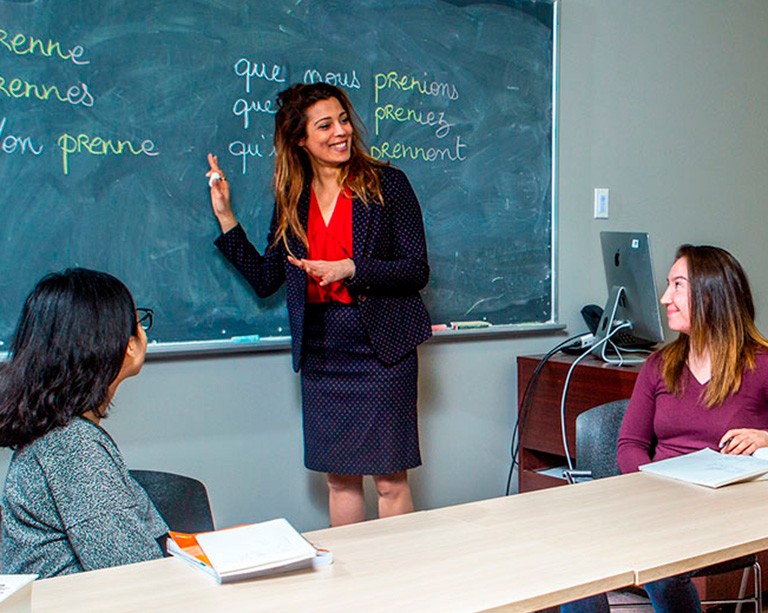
xmin=233 ymin=58 xmax=286 ymax=93
xmin=303 ymin=68 xmax=361 ymax=90
xmin=232 ymin=97 xmax=277 ymax=129
xmin=0 ymin=116 xmax=43 ymax=155
xmin=229 ymin=136 xmax=275 ymax=175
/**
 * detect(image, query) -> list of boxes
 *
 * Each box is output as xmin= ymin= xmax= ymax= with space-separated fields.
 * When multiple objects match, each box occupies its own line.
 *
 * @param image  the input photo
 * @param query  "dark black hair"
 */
xmin=0 ymin=268 xmax=137 ymax=448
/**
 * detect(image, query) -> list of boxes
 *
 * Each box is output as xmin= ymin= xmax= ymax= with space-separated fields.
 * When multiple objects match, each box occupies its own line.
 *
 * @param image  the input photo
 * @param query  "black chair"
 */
xmin=573 ymin=399 xmax=628 ymax=480
xmin=567 ymin=400 xmax=762 ymax=612
xmin=130 ymin=470 xmax=215 ymax=534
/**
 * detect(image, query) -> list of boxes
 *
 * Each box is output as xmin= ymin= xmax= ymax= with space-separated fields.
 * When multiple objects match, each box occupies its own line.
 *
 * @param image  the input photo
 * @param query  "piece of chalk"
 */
xmin=208 ymin=171 xmax=221 ymax=187
xmin=431 ymin=324 xmax=448 ymax=332
xmin=450 ymin=321 xmax=492 ymax=330
xmin=230 ymin=334 xmax=260 ymax=343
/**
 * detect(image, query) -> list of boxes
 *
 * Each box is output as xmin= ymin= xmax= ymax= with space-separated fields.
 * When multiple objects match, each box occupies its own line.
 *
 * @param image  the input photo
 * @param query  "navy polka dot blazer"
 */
xmin=215 ymin=165 xmax=432 ymax=372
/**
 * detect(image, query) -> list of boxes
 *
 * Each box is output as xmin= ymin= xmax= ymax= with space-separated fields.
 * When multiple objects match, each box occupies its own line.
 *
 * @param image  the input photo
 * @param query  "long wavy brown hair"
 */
xmin=271 ymin=83 xmax=386 ymax=252
xmin=661 ymin=244 xmax=768 ymax=407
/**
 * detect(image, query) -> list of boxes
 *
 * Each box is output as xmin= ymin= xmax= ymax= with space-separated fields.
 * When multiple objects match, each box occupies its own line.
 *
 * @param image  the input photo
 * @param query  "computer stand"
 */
xmin=591 ymin=285 xmax=647 ymax=365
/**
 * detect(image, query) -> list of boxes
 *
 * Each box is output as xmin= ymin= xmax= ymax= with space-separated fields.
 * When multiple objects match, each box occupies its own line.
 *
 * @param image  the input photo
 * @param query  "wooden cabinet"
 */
xmin=516 ymin=353 xmax=640 ymax=492
xmin=516 ymin=352 xmax=767 ymax=601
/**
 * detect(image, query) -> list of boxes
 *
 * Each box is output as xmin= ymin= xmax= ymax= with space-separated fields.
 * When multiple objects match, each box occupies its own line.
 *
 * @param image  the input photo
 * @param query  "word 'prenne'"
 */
xmin=0 ymin=28 xmax=89 ymax=65
xmin=56 ymin=133 xmax=159 ymax=175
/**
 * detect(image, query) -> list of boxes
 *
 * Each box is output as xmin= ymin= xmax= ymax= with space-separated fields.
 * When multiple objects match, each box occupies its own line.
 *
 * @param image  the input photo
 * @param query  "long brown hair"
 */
xmin=661 ymin=244 xmax=768 ymax=407
xmin=271 ymin=83 xmax=385 ymax=251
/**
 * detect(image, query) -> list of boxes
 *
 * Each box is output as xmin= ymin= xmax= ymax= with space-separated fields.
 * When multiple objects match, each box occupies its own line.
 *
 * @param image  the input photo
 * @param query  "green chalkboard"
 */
xmin=0 ymin=0 xmax=555 ymax=349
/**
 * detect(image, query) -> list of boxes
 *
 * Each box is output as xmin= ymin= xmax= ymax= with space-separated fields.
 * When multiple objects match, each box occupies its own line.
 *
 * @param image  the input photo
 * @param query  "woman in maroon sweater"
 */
xmin=618 ymin=244 xmax=768 ymax=471
xmin=563 ymin=244 xmax=768 ymax=613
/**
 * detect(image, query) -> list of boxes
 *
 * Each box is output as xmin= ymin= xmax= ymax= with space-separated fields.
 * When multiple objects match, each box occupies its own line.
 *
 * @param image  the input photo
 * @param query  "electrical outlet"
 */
xmin=594 ymin=188 xmax=609 ymax=219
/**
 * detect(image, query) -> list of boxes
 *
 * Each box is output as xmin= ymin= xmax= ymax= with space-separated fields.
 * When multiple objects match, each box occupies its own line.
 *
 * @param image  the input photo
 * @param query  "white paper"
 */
xmin=639 ymin=448 xmax=768 ymax=488
xmin=195 ymin=518 xmax=316 ymax=576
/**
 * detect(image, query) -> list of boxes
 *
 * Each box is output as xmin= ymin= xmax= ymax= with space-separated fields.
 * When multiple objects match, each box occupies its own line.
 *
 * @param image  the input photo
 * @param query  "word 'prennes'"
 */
xmin=0 ymin=74 xmax=93 ymax=107
xmin=0 ymin=28 xmax=90 ymax=65
xmin=56 ymin=133 xmax=158 ymax=175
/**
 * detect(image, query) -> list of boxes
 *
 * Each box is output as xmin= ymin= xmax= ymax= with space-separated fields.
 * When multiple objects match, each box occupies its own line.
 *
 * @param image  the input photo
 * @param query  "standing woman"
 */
xmin=206 ymin=82 xmax=431 ymax=526
xmin=0 ymin=268 xmax=168 ymax=577
xmin=562 ymin=244 xmax=768 ymax=613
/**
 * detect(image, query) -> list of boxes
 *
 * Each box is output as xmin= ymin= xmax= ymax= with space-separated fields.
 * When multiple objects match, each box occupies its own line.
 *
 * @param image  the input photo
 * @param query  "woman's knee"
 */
xmin=326 ymin=473 xmax=363 ymax=494
xmin=373 ymin=471 xmax=409 ymax=498
xmin=559 ymin=593 xmax=610 ymax=613
xmin=644 ymin=573 xmax=700 ymax=613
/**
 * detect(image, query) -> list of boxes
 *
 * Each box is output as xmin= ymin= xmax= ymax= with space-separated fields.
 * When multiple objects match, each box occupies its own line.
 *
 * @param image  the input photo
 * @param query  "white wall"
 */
xmin=2 ymin=0 xmax=768 ymax=533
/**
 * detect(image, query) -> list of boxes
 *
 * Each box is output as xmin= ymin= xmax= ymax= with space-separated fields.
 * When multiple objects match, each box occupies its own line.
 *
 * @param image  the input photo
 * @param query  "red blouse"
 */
xmin=306 ymin=187 xmax=354 ymax=304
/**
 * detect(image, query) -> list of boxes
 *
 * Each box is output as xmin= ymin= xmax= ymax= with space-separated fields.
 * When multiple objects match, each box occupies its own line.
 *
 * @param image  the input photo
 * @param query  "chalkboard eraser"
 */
xmin=431 ymin=324 xmax=449 ymax=332
xmin=450 ymin=321 xmax=492 ymax=330
xmin=230 ymin=334 xmax=261 ymax=343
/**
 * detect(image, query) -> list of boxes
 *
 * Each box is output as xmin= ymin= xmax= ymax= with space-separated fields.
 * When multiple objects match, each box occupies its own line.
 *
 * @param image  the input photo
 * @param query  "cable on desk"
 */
xmin=505 ymin=331 xmax=589 ymax=496
xmin=559 ymin=323 xmax=631 ymax=472
xmin=599 ymin=336 xmax=653 ymax=366
xmin=593 ymin=287 xmax=653 ymax=366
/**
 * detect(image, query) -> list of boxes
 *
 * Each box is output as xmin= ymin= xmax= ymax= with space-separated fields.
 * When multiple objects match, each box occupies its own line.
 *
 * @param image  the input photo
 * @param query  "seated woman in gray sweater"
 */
xmin=0 ymin=268 xmax=168 ymax=577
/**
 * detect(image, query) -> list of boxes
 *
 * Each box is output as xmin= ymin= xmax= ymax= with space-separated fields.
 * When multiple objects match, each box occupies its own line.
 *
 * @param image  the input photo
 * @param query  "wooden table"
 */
xmin=516 ymin=353 xmax=768 ymax=599
xmin=31 ymin=472 xmax=768 ymax=612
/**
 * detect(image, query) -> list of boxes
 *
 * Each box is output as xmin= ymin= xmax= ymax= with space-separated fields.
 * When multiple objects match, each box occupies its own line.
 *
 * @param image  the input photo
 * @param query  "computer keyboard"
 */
xmin=611 ymin=330 xmax=656 ymax=350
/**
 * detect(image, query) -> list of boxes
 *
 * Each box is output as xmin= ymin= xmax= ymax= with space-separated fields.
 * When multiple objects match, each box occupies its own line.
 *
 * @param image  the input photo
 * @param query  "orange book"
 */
xmin=167 ymin=518 xmax=331 ymax=583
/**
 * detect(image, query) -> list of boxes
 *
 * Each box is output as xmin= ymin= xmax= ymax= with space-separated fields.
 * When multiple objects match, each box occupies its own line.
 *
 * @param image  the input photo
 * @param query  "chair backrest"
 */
xmin=130 ymin=470 xmax=215 ymax=533
xmin=575 ymin=399 xmax=630 ymax=479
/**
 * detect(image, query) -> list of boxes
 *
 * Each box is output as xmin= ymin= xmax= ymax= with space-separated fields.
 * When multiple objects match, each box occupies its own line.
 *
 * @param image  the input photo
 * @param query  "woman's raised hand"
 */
xmin=206 ymin=153 xmax=238 ymax=233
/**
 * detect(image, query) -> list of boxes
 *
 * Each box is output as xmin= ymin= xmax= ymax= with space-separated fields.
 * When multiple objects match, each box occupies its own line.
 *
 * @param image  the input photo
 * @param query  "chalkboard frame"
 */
xmin=0 ymin=0 xmax=560 ymax=359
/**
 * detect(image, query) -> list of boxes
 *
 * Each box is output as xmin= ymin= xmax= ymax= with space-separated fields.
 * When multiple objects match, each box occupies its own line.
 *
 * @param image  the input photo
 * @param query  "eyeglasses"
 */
xmin=136 ymin=307 xmax=154 ymax=331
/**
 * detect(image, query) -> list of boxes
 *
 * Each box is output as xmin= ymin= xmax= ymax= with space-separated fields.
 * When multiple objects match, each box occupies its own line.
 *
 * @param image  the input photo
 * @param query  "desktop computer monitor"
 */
xmin=593 ymin=231 xmax=665 ymax=361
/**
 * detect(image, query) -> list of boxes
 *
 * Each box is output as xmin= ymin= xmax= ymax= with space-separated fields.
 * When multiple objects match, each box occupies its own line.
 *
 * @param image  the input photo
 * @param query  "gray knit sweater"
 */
xmin=1 ymin=418 xmax=168 ymax=577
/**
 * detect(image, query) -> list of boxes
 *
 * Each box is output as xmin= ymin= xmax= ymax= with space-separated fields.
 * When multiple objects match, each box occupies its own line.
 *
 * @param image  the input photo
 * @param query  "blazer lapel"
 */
xmin=292 ymin=185 xmax=311 ymax=260
xmin=352 ymin=197 xmax=371 ymax=258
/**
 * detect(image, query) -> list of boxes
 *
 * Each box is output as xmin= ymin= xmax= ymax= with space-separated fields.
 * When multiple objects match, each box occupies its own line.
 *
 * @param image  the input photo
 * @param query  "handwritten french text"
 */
xmin=374 ymin=103 xmax=453 ymax=138
xmin=56 ymin=132 xmax=158 ymax=175
xmin=0 ymin=28 xmax=89 ymax=65
xmin=374 ymin=71 xmax=459 ymax=104
xmin=0 ymin=117 xmax=43 ymax=155
xmin=232 ymin=97 xmax=277 ymax=129
xmin=303 ymin=68 xmax=361 ymax=90
xmin=370 ymin=135 xmax=467 ymax=162
xmin=233 ymin=58 xmax=286 ymax=93
xmin=229 ymin=137 xmax=275 ymax=175
xmin=0 ymin=74 xmax=93 ymax=107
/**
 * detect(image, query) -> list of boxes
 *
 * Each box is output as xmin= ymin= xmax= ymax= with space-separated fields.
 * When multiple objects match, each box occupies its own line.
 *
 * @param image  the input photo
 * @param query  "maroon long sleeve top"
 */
xmin=617 ymin=350 xmax=768 ymax=473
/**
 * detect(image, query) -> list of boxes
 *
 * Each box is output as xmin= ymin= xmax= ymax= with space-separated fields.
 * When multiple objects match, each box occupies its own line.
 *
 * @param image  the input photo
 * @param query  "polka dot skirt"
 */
xmin=301 ymin=302 xmax=421 ymax=475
